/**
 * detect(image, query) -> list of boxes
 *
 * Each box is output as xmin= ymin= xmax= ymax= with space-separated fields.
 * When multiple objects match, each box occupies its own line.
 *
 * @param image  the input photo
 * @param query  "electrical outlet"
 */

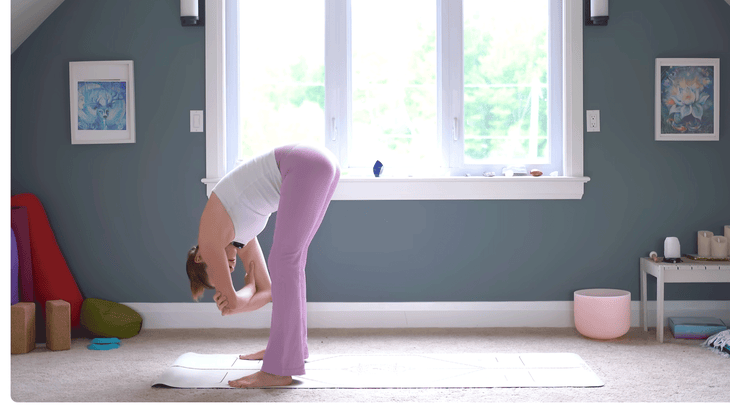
xmin=586 ymin=110 xmax=600 ymax=132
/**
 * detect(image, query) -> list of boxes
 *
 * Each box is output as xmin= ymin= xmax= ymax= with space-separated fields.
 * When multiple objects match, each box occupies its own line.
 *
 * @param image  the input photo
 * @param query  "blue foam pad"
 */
xmin=87 ymin=337 xmax=121 ymax=350
xmin=88 ymin=343 xmax=120 ymax=350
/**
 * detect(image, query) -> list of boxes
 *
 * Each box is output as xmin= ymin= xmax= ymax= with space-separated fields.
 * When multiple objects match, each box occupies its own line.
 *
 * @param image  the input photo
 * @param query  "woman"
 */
xmin=186 ymin=143 xmax=340 ymax=388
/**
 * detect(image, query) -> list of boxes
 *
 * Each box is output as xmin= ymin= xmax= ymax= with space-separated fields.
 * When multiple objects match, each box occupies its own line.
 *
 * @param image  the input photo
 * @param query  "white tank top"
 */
xmin=212 ymin=148 xmax=282 ymax=245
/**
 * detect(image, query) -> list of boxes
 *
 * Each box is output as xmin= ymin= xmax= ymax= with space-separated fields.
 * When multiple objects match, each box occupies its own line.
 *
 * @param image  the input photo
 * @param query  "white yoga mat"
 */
xmin=152 ymin=352 xmax=604 ymax=389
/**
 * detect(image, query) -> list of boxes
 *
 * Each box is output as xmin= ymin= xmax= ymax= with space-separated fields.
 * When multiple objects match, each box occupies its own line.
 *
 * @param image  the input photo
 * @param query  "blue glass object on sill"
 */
xmin=373 ymin=160 xmax=384 ymax=177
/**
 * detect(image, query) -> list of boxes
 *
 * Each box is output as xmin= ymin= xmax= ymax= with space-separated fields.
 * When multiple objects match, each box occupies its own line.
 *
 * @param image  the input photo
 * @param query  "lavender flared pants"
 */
xmin=262 ymin=144 xmax=340 ymax=376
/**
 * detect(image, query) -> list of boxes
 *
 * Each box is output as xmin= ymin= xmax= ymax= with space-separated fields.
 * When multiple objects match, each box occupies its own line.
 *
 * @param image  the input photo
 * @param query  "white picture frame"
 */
xmin=655 ymin=57 xmax=720 ymax=141
xmin=69 ymin=60 xmax=136 ymax=144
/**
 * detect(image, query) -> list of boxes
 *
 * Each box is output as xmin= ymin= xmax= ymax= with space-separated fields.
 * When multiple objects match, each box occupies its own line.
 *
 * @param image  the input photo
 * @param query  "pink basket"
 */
xmin=574 ymin=289 xmax=631 ymax=340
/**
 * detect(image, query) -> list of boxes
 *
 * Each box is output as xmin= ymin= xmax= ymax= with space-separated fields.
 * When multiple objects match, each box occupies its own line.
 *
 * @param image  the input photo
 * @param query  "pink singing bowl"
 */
xmin=574 ymin=289 xmax=631 ymax=340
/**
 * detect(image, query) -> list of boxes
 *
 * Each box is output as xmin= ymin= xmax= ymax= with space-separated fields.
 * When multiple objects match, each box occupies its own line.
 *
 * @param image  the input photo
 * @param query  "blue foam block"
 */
xmin=669 ymin=317 xmax=728 ymax=339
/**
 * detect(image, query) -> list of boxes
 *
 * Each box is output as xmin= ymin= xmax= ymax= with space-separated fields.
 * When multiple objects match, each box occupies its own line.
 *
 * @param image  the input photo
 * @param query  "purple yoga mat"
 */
xmin=11 ymin=206 xmax=34 ymax=302
xmin=12 ymin=228 xmax=19 ymax=305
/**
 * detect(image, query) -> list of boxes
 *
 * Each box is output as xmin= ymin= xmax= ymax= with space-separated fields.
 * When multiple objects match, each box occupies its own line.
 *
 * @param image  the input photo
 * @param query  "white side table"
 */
xmin=640 ymin=257 xmax=730 ymax=343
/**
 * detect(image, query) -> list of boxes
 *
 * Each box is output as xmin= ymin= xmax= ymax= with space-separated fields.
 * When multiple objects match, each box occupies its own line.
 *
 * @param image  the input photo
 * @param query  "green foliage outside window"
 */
xmin=239 ymin=1 xmax=548 ymax=167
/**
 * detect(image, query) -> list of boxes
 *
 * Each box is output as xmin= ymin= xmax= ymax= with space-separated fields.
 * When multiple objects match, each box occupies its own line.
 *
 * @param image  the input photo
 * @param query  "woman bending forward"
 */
xmin=186 ymin=143 xmax=340 ymax=387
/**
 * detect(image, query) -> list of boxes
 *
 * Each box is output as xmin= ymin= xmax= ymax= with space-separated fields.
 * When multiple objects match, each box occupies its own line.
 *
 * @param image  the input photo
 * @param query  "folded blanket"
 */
xmin=702 ymin=329 xmax=730 ymax=358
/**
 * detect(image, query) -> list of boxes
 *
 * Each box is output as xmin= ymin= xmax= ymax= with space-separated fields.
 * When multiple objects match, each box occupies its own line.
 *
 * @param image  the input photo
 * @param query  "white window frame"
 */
xmin=203 ymin=0 xmax=589 ymax=200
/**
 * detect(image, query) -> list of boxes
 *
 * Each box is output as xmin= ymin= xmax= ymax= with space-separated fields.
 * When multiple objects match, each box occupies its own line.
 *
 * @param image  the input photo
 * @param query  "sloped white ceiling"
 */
xmin=11 ymin=0 xmax=65 ymax=53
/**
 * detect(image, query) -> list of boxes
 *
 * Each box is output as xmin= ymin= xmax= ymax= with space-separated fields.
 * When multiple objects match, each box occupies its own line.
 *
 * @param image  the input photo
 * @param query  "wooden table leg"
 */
xmin=641 ymin=268 xmax=647 ymax=332
xmin=657 ymin=275 xmax=665 ymax=343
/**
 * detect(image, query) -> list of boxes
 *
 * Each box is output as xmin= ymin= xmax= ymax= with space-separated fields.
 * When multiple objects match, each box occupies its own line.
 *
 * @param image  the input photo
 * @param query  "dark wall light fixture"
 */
xmin=585 ymin=0 xmax=609 ymax=26
xmin=181 ymin=0 xmax=205 ymax=27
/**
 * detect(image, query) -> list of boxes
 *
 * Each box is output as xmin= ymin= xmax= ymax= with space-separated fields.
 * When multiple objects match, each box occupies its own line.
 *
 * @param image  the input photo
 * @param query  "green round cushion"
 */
xmin=80 ymin=298 xmax=143 ymax=339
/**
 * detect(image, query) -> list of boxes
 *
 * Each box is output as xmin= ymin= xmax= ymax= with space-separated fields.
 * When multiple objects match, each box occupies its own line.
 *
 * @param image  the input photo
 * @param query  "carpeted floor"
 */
xmin=9 ymin=327 xmax=730 ymax=403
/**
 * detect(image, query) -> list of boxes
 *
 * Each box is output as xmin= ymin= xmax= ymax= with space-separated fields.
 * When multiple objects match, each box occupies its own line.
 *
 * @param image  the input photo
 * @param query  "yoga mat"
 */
xmin=152 ymin=352 xmax=604 ymax=389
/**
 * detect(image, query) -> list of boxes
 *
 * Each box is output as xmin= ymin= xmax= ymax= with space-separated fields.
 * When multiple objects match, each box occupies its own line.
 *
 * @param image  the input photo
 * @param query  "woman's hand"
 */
xmin=214 ymin=262 xmax=257 ymax=316
xmin=215 ymin=291 xmax=253 ymax=316
xmin=213 ymin=290 xmax=230 ymax=314
xmin=215 ymin=291 xmax=249 ymax=316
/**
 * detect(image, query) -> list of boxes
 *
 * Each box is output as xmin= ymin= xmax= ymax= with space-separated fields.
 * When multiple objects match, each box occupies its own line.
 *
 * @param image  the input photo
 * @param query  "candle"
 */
xmin=698 ymin=231 xmax=713 ymax=257
xmin=711 ymin=236 xmax=728 ymax=258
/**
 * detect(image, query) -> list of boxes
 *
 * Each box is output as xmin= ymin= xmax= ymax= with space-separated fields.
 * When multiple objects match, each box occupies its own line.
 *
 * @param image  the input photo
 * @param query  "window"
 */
xmin=348 ymin=0 xmax=438 ymax=173
xmin=236 ymin=0 xmax=325 ymax=158
xmin=460 ymin=0 xmax=562 ymax=176
xmin=204 ymin=0 xmax=588 ymax=200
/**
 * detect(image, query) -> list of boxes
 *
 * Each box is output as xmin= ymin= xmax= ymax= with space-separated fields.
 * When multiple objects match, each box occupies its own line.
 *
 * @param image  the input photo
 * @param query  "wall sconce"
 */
xmin=585 ymin=0 xmax=609 ymax=26
xmin=181 ymin=0 xmax=205 ymax=27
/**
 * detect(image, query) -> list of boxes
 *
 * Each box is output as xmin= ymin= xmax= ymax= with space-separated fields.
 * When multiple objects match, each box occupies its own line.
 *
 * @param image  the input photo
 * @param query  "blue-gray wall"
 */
xmin=11 ymin=0 xmax=730 ymax=304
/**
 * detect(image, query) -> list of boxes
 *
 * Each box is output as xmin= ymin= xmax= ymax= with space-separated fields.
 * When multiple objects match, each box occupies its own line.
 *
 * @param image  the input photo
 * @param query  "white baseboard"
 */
xmin=121 ymin=301 xmax=730 ymax=330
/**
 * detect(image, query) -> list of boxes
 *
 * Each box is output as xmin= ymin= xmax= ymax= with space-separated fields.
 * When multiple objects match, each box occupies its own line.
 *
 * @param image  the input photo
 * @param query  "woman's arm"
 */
xmin=200 ymin=245 xmax=255 ymax=311
xmin=238 ymin=237 xmax=272 ymax=295
xmin=238 ymin=261 xmax=271 ymax=312
xmin=217 ymin=238 xmax=272 ymax=315
xmin=198 ymin=193 xmax=251 ymax=311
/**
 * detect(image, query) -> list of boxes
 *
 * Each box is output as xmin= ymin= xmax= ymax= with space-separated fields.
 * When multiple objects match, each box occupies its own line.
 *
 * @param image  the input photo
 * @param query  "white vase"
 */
xmin=664 ymin=237 xmax=681 ymax=259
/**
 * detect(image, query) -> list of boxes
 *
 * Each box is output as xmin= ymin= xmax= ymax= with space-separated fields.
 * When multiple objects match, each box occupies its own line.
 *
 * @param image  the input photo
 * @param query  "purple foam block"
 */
xmin=11 ymin=206 xmax=34 ymax=302
xmin=11 ymin=228 xmax=19 ymax=305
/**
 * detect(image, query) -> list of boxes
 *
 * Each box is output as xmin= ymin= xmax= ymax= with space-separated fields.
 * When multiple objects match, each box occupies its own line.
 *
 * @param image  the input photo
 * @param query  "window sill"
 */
xmin=203 ymin=176 xmax=590 ymax=200
xmin=331 ymin=176 xmax=590 ymax=200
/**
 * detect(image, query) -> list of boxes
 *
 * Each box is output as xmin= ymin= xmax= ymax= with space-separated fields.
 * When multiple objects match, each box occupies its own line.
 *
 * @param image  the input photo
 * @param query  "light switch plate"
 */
xmin=190 ymin=110 xmax=204 ymax=132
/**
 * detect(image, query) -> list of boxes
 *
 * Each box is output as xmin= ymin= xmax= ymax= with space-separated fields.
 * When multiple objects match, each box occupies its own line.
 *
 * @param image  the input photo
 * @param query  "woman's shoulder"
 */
xmin=199 ymin=192 xmax=235 ymax=245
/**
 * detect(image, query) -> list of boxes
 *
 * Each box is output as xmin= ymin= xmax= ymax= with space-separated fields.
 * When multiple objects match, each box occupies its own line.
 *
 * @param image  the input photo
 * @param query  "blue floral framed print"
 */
xmin=655 ymin=58 xmax=719 ymax=141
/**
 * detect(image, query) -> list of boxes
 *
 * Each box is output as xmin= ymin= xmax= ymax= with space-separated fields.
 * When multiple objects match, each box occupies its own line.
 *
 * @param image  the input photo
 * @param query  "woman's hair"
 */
xmin=186 ymin=245 xmax=213 ymax=301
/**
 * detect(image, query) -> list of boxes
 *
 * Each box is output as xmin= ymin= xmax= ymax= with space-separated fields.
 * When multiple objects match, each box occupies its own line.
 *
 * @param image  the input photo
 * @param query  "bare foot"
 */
xmin=228 ymin=371 xmax=293 ymax=388
xmin=239 ymin=349 xmax=265 ymax=360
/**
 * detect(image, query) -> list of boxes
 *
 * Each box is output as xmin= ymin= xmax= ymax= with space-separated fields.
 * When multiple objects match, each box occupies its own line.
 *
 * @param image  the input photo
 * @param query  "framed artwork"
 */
xmin=655 ymin=58 xmax=719 ymax=141
xmin=69 ymin=60 xmax=136 ymax=144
